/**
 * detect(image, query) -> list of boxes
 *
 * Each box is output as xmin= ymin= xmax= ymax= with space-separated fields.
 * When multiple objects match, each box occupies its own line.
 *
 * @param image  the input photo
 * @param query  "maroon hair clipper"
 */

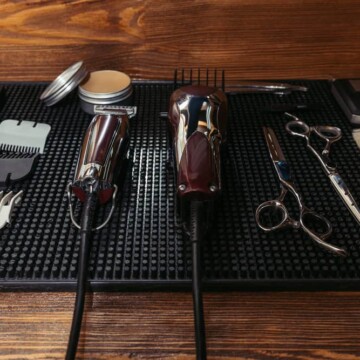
xmin=168 ymin=85 xmax=227 ymax=360
xmin=65 ymin=109 xmax=132 ymax=360
xmin=67 ymin=112 xmax=130 ymax=230
xmin=168 ymin=85 xmax=227 ymax=201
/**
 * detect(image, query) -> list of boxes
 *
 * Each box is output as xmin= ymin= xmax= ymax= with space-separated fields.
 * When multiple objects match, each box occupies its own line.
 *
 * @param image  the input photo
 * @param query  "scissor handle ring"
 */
xmin=313 ymin=125 xmax=342 ymax=142
xmin=299 ymin=207 xmax=347 ymax=257
xmin=299 ymin=207 xmax=333 ymax=240
xmin=285 ymin=120 xmax=310 ymax=138
xmin=255 ymin=199 xmax=289 ymax=231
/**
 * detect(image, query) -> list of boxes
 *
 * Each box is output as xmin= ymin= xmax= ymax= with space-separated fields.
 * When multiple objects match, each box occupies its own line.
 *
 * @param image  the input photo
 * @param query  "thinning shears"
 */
xmin=256 ymin=127 xmax=347 ymax=257
xmin=285 ymin=113 xmax=360 ymax=227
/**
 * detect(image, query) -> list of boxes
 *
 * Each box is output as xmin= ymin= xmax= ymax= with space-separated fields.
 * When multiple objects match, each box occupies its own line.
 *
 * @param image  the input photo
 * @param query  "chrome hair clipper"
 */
xmin=65 ymin=109 xmax=132 ymax=360
xmin=67 ymin=113 xmax=130 ymax=230
xmin=168 ymin=85 xmax=228 ymax=360
xmin=168 ymin=85 xmax=228 ymax=227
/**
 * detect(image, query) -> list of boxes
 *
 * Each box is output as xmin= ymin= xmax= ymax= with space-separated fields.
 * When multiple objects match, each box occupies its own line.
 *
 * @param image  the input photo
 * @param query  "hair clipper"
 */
xmin=68 ymin=112 xmax=130 ymax=230
xmin=168 ymin=85 xmax=227 ymax=229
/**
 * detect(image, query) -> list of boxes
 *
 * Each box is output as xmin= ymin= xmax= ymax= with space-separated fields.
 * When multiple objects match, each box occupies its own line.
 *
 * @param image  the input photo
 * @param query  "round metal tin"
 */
xmin=78 ymin=70 xmax=133 ymax=114
xmin=40 ymin=61 xmax=88 ymax=106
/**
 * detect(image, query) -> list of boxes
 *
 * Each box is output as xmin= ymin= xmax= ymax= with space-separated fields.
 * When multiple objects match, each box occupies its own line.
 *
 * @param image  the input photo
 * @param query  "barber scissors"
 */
xmin=256 ymin=127 xmax=347 ymax=257
xmin=285 ymin=113 xmax=360 ymax=227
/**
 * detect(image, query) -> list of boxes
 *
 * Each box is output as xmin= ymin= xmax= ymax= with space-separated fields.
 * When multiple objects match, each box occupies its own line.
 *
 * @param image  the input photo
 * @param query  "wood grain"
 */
xmin=0 ymin=1 xmax=360 ymax=81
xmin=0 ymin=292 xmax=359 ymax=359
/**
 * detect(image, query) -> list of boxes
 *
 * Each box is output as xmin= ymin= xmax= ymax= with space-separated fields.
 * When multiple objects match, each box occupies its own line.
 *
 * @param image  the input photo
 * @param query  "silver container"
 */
xmin=78 ymin=70 xmax=133 ymax=115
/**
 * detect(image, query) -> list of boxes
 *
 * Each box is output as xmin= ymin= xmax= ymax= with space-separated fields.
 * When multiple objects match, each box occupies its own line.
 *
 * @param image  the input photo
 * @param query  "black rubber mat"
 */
xmin=0 ymin=80 xmax=359 ymax=290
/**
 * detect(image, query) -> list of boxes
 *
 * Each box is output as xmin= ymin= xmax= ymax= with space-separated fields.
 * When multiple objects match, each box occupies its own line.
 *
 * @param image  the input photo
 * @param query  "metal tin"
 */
xmin=78 ymin=70 xmax=133 ymax=115
xmin=40 ymin=61 xmax=88 ymax=106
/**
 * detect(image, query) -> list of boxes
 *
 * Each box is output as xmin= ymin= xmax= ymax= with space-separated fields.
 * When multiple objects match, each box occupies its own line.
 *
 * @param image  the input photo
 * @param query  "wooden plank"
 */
xmin=0 ymin=292 xmax=359 ymax=359
xmin=0 ymin=1 xmax=360 ymax=80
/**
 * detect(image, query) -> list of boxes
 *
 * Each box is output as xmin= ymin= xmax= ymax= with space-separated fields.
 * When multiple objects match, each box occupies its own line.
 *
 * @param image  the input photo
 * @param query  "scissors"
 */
xmin=256 ymin=127 xmax=347 ymax=257
xmin=285 ymin=113 xmax=360 ymax=227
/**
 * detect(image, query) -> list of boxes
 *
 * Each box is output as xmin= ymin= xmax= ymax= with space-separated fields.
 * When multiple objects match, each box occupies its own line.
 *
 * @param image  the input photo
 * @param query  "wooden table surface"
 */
xmin=0 ymin=291 xmax=359 ymax=359
xmin=2 ymin=0 xmax=360 ymax=81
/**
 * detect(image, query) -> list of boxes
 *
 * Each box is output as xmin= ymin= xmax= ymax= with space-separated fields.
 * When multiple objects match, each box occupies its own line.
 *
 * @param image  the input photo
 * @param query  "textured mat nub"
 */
xmin=0 ymin=81 xmax=360 ymax=290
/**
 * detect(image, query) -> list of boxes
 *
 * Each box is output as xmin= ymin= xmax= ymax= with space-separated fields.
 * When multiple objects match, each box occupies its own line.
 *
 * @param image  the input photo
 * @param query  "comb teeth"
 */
xmin=0 ymin=152 xmax=37 ymax=159
xmin=174 ymin=68 xmax=225 ymax=91
xmin=0 ymin=144 xmax=40 ymax=154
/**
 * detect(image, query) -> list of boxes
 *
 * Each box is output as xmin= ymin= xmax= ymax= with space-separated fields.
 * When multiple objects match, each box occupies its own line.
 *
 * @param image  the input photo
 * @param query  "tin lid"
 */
xmin=40 ymin=61 xmax=88 ymax=106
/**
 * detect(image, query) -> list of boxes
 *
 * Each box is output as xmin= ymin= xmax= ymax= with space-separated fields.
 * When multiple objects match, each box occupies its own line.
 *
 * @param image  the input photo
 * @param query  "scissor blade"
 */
xmin=329 ymin=173 xmax=360 ymax=225
xmin=263 ymin=127 xmax=292 ymax=182
xmin=263 ymin=127 xmax=286 ymax=162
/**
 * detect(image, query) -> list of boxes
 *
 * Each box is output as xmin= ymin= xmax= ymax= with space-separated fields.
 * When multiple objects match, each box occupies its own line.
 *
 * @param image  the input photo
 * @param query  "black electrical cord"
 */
xmin=66 ymin=190 xmax=97 ymax=360
xmin=190 ymin=200 xmax=207 ymax=360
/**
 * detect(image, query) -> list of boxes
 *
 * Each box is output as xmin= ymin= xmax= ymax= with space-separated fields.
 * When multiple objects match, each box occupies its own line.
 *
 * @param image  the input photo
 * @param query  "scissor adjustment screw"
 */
xmin=178 ymin=184 xmax=186 ymax=191
xmin=209 ymin=185 xmax=217 ymax=192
